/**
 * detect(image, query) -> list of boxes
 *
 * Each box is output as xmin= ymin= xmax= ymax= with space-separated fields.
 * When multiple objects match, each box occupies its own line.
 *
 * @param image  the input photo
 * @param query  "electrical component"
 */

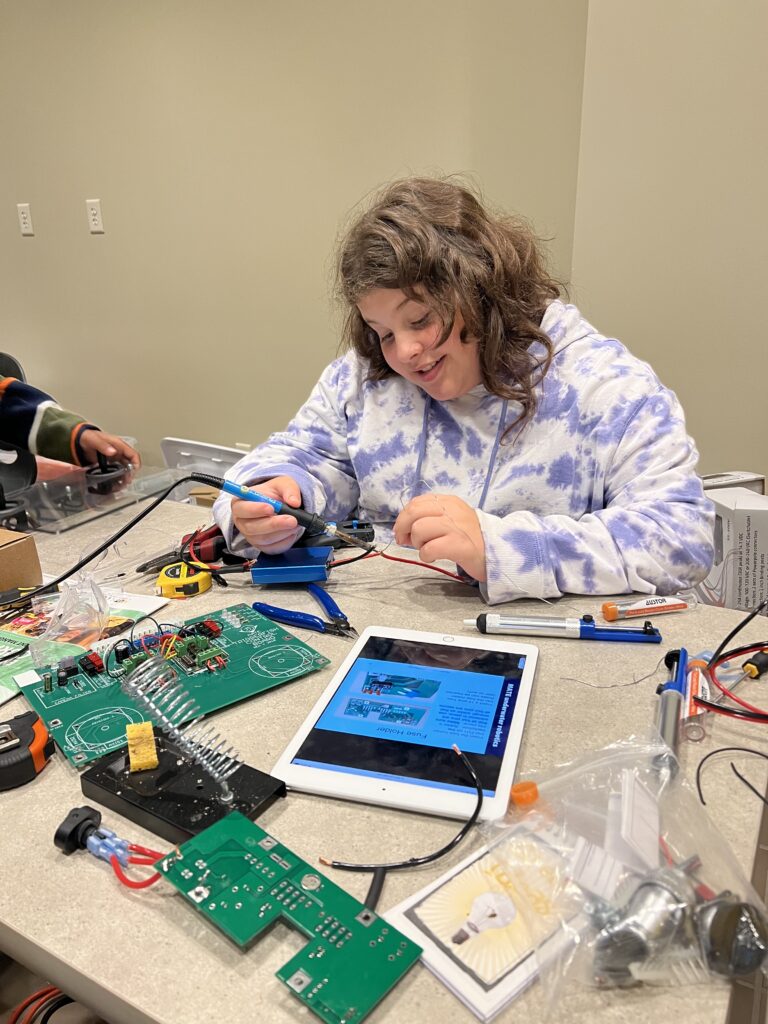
xmin=18 ymin=603 xmax=330 ymax=767
xmin=157 ymin=811 xmax=421 ymax=1024
xmin=126 ymin=722 xmax=159 ymax=772
xmin=53 ymin=805 xmax=167 ymax=890
xmin=742 ymin=649 xmax=768 ymax=679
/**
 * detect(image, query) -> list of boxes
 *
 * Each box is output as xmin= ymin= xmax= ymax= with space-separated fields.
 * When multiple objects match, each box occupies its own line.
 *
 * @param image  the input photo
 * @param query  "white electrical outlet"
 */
xmin=17 ymin=203 xmax=34 ymax=236
xmin=86 ymin=199 xmax=104 ymax=234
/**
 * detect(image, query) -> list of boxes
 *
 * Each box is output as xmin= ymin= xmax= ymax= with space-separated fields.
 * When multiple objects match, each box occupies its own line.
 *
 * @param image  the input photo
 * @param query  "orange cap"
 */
xmin=509 ymin=780 xmax=539 ymax=809
xmin=601 ymin=601 xmax=619 ymax=621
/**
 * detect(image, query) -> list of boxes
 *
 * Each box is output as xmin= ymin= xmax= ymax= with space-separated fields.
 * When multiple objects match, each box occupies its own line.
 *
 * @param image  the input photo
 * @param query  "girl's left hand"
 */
xmin=394 ymin=493 xmax=487 ymax=581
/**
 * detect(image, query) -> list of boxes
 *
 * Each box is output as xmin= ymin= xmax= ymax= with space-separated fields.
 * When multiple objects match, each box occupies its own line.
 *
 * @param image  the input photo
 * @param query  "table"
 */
xmin=1 ymin=501 xmax=766 ymax=1024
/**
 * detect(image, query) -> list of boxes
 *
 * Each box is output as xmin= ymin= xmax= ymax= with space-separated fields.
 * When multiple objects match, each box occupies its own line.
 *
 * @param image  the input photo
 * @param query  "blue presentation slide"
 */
xmin=314 ymin=656 xmax=512 ymax=756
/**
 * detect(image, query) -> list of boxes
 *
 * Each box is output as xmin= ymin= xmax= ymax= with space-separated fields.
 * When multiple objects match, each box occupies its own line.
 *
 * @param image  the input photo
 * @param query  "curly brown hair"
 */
xmin=337 ymin=176 xmax=562 ymax=428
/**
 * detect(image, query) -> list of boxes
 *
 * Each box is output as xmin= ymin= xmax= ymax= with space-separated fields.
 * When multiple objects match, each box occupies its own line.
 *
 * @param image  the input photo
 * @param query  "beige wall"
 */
xmin=572 ymin=0 xmax=768 ymax=478
xmin=0 ymin=0 xmax=587 ymax=466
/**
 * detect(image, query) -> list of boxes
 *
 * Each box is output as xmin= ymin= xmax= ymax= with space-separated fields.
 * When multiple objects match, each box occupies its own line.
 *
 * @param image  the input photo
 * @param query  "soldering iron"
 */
xmin=191 ymin=474 xmax=375 ymax=552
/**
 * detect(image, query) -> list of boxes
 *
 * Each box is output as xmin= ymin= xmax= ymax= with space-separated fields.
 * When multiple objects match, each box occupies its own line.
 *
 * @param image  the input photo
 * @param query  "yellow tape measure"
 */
xmin=155 ymin=561 xmax=212 ymax=599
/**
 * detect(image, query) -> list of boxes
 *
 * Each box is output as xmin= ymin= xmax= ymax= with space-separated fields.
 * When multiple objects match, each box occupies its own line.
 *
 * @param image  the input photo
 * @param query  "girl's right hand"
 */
xmin=230 ymin=476 xmax=305 ymax=553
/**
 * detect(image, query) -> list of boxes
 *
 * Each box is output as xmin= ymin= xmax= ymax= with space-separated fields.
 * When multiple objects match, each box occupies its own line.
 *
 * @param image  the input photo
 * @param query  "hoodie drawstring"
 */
xmin=412 ymin=396 xmax=508 ymax=511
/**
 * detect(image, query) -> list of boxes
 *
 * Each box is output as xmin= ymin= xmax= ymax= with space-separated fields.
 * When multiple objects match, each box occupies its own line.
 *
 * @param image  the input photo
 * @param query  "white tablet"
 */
xmin=272 ymin=626 xmax=538 ymax=821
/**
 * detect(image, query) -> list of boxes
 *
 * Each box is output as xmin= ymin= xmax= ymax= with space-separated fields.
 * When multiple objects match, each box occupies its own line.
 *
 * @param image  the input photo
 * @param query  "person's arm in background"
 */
xmin=213 ymin=356 xmax=361 ymax=555
xmin=396 ymin=386 xmax=714 ymax=603
xmin=0 ymin=376 xmax=140 ymax=466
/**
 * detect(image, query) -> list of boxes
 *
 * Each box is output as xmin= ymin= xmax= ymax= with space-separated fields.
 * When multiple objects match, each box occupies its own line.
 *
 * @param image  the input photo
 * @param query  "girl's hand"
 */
xmin=394 ymin=493 xmax=487 ymax=581
xmin=231 ymin=476 xmax=305 ymax=553
xmin=80 ymin=429 xmax=141 ymax=467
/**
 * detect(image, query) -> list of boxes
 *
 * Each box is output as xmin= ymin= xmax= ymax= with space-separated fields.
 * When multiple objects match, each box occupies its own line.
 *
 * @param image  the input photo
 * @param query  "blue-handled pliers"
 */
xmin=252 ymin=583 xmax=358 ymax=639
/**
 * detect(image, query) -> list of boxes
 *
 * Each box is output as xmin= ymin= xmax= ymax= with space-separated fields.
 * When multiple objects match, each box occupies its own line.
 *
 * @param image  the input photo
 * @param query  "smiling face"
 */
xmin=357 ymin=288 xmax=482 ymax=401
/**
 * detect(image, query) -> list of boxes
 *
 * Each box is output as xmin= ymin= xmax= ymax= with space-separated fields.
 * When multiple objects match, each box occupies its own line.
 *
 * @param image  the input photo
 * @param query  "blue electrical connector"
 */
xmin=85 ymin=827 xmax=131 ymax=867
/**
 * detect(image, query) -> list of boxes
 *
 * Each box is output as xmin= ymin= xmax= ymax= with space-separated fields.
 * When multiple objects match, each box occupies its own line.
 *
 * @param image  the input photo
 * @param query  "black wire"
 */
xmin=130 ymin=615 xmax=161 ymax=646
xmin=330 ymin=548 xmax=374 ymax=568
xmin=322 ymin=747 xmax=483 ymax=911
xmin=0 ymin=475 xmax=200 ymax=611
xmin=695 ymin=746 xmax=768 ymax=804
xmin=692 ymin=696 xmax=768 ymax=723
xmin=730 ymin=763 xmax=768 ymax=807
xmin=38 ymin=996 xmax=74 ymax=1023
xmin=364 ymin=867 xmax=387 ymax=910
xmin=709 ymin=599 xmax=768 ymax=666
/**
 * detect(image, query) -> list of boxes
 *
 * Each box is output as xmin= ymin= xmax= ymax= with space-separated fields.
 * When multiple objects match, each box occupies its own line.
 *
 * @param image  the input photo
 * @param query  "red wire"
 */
xmin=9 ymin=987 xmax=58 ymax=1024
xmin=110 ymin=855 xmax=162 ymax=889
xmin=378 ymin=550 xmax=471 ymax=582
xmin=21 ymin=994 xmax=60 ymax=1024
xmin=129 ymin=843 xmax=165 ymax=858
xmin=331 ymin=549 xmax=471 ymax=583
xmin=707 ymin=645 xmax=768 ymax=715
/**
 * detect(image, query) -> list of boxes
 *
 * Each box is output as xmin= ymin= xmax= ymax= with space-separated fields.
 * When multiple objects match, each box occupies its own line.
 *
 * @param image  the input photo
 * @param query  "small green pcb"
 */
xmin=17 ymin=604 xmax=329 ymax=766
xmin=157 ymin=811 xmax=421 ymax=1024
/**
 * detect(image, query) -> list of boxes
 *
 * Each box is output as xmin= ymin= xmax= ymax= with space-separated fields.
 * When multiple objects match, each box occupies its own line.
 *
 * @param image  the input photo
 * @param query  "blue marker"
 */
xmin=464 ymin=613 xmax=662 ymax=644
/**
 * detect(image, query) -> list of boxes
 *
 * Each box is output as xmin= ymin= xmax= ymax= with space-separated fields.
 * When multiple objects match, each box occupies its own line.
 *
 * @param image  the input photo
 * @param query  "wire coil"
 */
xmin=119 ymin=655 xmax=240 ymax=802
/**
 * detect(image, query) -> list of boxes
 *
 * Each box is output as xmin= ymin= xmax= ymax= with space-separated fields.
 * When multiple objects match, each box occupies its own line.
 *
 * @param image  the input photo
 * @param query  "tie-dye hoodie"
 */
xmin=214 ymin=300 xmax=714 ymax=604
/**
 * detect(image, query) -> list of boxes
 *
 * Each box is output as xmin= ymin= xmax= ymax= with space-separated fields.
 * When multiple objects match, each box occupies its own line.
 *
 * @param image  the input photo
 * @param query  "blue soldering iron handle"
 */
xmin=218 ymin=480 xmax=326 ymax=533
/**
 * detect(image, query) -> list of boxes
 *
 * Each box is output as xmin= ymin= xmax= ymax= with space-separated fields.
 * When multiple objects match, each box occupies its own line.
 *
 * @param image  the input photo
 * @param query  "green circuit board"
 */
xmin=17 ymin=603 xmax=329 ymax=766
xmin=157 ymin=811 xmax=421 ymax=1024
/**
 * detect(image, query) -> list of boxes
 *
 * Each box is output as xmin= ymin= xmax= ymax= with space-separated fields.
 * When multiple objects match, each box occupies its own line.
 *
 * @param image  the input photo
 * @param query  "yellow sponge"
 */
xmin=126 ymin=722 xmax=159 ymax=772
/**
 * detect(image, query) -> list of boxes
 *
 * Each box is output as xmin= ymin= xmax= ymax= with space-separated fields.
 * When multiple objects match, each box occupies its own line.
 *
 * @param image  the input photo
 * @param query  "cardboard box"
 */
xmin=696 ymin=488 xmax=768 ymax=613
xmin=0 ymin=527 xmax=42 ymax=592
xmin=702 ymin=471 xmax=765 ymax=495
xmin=188 ymin=486 xmax=219 ymax=509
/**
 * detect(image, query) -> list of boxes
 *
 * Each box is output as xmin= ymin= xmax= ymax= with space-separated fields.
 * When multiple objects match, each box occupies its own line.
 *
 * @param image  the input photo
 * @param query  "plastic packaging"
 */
xmin=480 ymin=738 xmax=768 ymax=1000
xmin=29 ymin=575 xmax=109 ymax=668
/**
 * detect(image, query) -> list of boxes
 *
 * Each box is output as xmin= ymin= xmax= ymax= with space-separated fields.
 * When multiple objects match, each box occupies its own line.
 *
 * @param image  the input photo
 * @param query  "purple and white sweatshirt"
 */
xmin=214 ymin=301 xmax=714 ymax=604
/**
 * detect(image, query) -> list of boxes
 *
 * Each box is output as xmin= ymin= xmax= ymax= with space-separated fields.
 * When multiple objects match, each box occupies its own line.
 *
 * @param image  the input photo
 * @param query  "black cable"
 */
xmin=692 ymin=696 xmax=768 ymax=723
xmin=38 ymin=996 xmax=73 ymax=1023
xmin=709 ymin=599 xmax=768 ymax=666
xmin=730 ymin=762 xmax=768 ymax=807
xmin=695 ymin=746 xmax=768 ymax=804
xmin=321 ymin=746 xmax=483 ymax=912
xmin=0 ymin=475 xmax=201 ymax=611
xmin=130 ymin=615 xmax=162 ymax=646
xmin=364 ymin=867 xmax=387 ymax=910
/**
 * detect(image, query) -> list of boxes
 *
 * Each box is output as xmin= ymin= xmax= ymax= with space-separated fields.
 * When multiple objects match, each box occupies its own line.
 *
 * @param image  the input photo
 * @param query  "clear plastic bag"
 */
xmin=29 ymin=575 xmax=109 ymax=668
xmin=480 ymin=737 xmax=768 ymax=997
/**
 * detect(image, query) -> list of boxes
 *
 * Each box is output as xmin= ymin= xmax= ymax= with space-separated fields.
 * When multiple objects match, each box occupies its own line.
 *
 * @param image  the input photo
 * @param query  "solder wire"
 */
xmin=320 ymin=745 xmax=483 ymax=911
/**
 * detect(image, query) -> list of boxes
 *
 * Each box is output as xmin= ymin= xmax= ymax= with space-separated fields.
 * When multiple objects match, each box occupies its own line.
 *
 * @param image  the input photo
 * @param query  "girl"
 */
xmin=214 ymin=177 xmax=713 ymax=604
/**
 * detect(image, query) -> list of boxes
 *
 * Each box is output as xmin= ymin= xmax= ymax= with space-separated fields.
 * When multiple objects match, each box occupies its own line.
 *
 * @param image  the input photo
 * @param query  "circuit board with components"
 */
xmin=16 ymin=604 xmax=330 ymax=766
xmin=157 ymin=811 xmax=421 ymax=1024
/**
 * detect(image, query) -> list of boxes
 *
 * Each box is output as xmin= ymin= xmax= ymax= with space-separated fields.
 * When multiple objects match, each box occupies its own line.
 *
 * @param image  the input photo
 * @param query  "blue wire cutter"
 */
xmin=252 ymin=583 xmax=358 ymax=639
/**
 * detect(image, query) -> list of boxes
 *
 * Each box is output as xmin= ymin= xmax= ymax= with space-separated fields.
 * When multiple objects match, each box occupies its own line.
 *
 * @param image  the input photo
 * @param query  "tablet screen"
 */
xmin=291 ymin=634 xmax=528 ymax=797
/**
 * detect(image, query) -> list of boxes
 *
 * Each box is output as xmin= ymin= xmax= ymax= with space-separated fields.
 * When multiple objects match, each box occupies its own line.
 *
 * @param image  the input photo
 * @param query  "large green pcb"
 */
xmin=17 ymin=603 xmax=329 ymax=766
xmin=157 ymin=811 xmax=421 ymax=1024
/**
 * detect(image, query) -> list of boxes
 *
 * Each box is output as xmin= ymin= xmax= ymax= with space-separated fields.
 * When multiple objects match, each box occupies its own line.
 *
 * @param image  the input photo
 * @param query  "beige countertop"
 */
xmin=1 ymin=502 xmax=766 ymax=1024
